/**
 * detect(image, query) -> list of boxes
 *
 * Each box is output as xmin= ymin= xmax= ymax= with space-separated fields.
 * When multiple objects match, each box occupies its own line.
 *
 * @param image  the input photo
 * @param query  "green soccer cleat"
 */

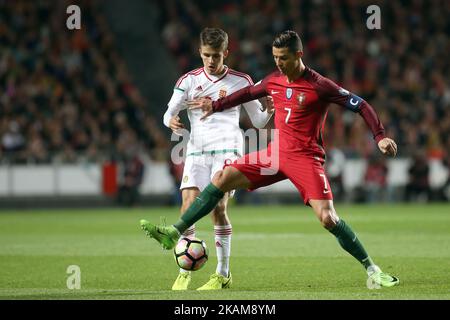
xmin=197 ymin=273 xmax=232 ymax=290
xmin=367 ymin=265 xmax=399 ymax=288
xmin=140 ymin=219 xmax=180 ymax=250
xmin=172 ymin=272 xmax=191 ymax=291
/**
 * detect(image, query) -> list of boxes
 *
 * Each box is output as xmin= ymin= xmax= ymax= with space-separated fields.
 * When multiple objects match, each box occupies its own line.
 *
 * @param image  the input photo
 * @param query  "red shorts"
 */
xmin=228 ymin=146 xmax=333 ymax=205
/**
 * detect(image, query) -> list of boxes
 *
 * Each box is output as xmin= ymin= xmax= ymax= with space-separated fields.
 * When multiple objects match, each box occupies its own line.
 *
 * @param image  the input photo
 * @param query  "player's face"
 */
xmin=199 ymin=45 xmax=228 ymax=75
xmin=272 ymin=47 xmax=302 ymax=75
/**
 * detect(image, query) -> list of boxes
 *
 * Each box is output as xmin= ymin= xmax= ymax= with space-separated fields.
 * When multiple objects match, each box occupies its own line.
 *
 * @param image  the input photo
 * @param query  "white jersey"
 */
xmin=163 ymin=66 xmax=272 ymax=156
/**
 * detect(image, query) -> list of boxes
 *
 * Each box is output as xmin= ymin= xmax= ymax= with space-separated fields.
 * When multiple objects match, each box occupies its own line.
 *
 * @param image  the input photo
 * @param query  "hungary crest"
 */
xmin=219 ymin=87 xmax=227 ymax=98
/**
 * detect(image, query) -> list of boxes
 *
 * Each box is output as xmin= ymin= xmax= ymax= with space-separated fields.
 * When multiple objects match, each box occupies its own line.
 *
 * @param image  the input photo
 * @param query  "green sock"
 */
xmin=329 ymin=219 xmax=374 ymax=269
xmin=174 ymin=183 xmax=224 ymax=234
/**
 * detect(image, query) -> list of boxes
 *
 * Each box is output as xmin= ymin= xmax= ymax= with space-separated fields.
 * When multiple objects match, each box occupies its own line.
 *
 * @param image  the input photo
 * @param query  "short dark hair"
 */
xmin=272 ymin=30 xmax=303 ymax=53
xmin=200 ymin=28 xmax=228 ymax=51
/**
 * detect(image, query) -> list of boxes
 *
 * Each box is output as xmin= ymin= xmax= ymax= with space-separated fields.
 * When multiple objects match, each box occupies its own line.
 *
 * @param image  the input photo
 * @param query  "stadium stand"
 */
xmin=1 ymin=0 xmax=448 ymax=203
xmin=0 ymin=0 xmax=169 ymax=164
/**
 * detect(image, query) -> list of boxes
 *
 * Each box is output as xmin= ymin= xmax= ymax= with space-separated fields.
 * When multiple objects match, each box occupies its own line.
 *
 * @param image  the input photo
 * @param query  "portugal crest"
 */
xmin=297 ymin=92 xmax=306 ymax=107
xmin=286 ymin=88 xmax=293 ymax=99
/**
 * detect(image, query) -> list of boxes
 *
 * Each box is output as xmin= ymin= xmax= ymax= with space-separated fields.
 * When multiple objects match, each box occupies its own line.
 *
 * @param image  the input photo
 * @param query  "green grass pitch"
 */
xmin=0 ymin=203 xmax=449 ymax=300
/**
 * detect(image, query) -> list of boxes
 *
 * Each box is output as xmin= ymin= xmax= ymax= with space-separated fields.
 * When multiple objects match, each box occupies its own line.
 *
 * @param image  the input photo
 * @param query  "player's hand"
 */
xmin=378 ymin=137 xmax=397 ymax=157
xmin=187 ymin=97 xmax=213 ymax=120
xmin=169 ymin=115 xmax=184 ymax=132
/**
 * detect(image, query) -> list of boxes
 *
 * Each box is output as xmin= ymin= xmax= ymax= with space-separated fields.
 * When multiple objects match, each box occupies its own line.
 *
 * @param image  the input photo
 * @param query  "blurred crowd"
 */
xmin=156 ymin=0 xmax=450 ymax=161
xmin=0 ymin=0 xmax=168 ymax=164
xmin=1 ymin=1 xmax=449 ymax=201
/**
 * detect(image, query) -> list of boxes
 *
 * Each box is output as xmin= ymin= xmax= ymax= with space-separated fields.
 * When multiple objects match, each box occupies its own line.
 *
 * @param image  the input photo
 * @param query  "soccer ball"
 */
xmin=174 ymin=237 xmax=209 ymax=271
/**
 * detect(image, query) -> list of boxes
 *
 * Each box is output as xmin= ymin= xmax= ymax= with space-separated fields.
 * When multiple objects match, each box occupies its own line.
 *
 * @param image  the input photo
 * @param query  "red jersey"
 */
xmin=212 ymin=67 xmax=386 ymax=159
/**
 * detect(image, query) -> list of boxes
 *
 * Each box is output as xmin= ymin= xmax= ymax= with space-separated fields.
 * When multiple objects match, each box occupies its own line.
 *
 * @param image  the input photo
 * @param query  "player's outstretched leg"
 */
xmin=140 ymin=219 xmax=180 ymax=250
xmin=139 ymin=183 xmax=224 ymax=250
xmin=330 ymin=218 xmax=399 ymax=287
xmin=310 ymin=199 xmax=399 ymax=288
xmin=140 ymin=167 xmax=250 ymax=250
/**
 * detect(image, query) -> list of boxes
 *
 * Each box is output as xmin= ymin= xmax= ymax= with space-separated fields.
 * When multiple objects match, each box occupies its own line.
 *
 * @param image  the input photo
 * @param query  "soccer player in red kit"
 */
xmin=141 ymin=30 xmax=399 ymax=288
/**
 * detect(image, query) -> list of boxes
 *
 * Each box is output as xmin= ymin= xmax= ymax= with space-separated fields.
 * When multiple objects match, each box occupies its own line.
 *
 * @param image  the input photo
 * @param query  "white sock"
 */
xmin=179 ymin=225 xmax=195 ymax=274
xmin=214 ymin=224 xmax=232 ymax=277
xmin=366 ymin=265 xmax=381 ymax=276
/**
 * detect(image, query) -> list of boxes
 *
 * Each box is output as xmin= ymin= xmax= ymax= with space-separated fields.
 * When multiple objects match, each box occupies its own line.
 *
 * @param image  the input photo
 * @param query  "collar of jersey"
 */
xmin=203 ymin=66 xmax=229 ymax=83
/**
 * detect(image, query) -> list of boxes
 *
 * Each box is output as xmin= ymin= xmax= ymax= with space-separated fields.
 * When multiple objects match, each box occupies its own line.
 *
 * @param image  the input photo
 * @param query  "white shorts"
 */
xmin=180 ymin=152 xmax=240 ymax=193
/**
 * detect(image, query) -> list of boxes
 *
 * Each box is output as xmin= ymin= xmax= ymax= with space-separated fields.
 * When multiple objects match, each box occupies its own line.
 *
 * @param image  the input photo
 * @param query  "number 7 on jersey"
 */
xmin=284 ymin=107 xmax=291 ymax=124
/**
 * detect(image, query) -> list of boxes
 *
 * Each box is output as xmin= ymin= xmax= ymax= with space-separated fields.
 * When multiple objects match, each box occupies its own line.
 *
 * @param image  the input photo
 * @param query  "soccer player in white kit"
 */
xmin=163 ymin=28 xmax=274 ymax=290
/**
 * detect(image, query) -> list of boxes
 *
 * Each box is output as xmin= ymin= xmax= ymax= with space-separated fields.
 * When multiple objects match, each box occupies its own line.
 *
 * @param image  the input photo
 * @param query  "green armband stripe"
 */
xmin=187 ymin=149 xmax=240 ymax=157
xmin=174 ymin=87 xmax=185 ymax=92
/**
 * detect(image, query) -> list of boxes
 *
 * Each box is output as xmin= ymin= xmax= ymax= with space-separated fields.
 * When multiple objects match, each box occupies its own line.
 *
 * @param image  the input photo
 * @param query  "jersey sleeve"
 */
xmin=315 ymin=76 xmax=386 ymax=143
xmin=212 ymin=75 xmax=270 ymax=112
xmin=242 ymin=80 xmax=274 ymax=128
xmin=315 ymin=76 xmax=365 ymax=112
xmin=163 ymin=75 xmax=190 ymax=128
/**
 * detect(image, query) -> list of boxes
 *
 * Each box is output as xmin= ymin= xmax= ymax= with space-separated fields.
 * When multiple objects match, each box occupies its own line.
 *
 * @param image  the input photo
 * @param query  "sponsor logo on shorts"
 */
xmin=183 ymin=176 xmax=189 ymax=183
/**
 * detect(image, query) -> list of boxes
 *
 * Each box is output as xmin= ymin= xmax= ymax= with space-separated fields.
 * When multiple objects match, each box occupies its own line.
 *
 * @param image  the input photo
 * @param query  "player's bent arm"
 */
xmin=163 ymin=88 xmax=188 ymax=128
xmin=357 ymin=102 xmax=386 ymax=143
xmin=315 ymin=76 xmax=386 ymax=143
xmin=347 ymin=99 xmax=397 ymax=156
xmin=315 ymin=75 xmax=396 ymax=155
xmin=243 ymin=99 xmax=274 ymax=129
xmin=212 ymin=80 xmax=268 ymax=112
